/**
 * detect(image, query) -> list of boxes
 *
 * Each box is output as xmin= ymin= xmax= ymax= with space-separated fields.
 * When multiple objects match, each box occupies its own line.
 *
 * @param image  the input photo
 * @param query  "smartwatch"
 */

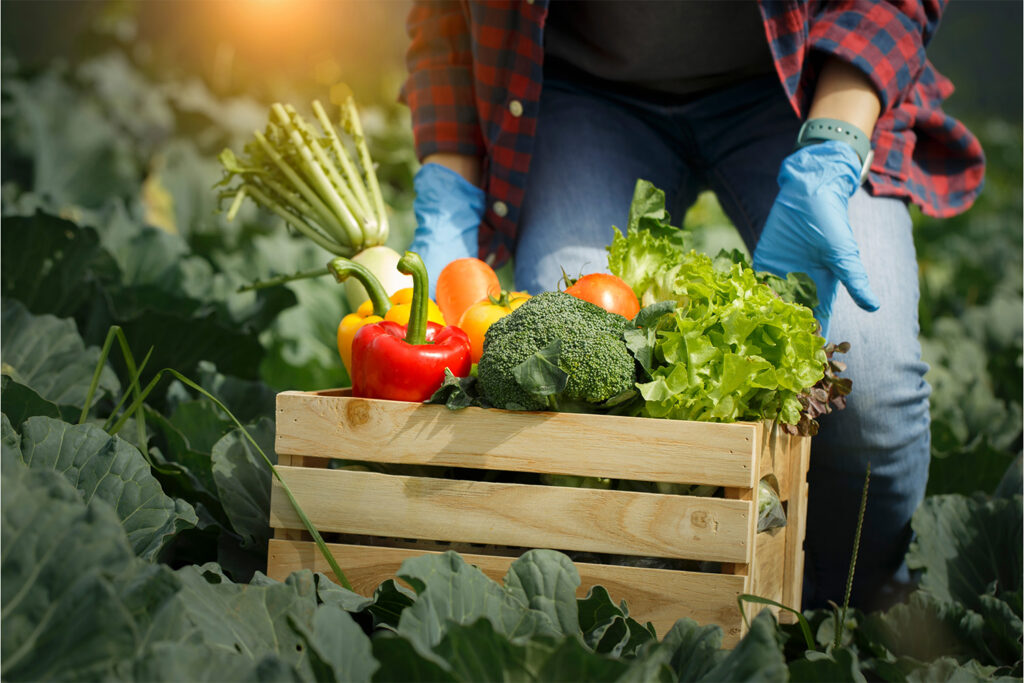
xmin=796 ymin=118 xmax=874 ymax=184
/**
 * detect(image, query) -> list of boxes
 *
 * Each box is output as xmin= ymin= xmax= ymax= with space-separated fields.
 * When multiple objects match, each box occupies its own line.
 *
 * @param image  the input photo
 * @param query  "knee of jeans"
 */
xmin=813 ymin=334 xmax=932 ymax=477
xmin=515 ymin=245 xmax=610 ymax=294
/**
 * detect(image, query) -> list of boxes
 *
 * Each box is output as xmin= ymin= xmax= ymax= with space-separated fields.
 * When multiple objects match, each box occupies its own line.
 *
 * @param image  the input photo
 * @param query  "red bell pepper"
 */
xmin=350 ymin=251 xmax=471 ymax=401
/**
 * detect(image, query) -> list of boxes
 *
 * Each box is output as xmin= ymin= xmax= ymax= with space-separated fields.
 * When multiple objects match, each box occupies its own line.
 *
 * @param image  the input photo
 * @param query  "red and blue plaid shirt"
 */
xmin=402 ymin=0 xmax=985 ymax=266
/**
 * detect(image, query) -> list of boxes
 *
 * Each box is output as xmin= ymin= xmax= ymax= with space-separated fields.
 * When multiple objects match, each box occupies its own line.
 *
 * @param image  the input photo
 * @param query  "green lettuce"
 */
xmin=608 ymin=180 xmax=826 ymax=425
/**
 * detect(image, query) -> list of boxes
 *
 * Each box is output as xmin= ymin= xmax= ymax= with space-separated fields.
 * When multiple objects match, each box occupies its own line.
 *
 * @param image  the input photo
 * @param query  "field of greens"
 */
xmin=1 ymin=16 xmax=1021 ymax=683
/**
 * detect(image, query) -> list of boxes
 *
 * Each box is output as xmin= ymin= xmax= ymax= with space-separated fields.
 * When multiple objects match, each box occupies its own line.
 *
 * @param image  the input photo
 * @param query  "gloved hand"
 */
xmin=409 ymin=162 xmax=486 ymax=298
xmin=753 ymin=140 xmax=880 ymax=338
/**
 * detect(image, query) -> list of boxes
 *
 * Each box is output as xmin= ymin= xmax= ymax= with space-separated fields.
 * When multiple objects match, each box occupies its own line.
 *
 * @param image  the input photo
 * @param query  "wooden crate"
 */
xmin=268 ymin=389 xmax=811 ymax=647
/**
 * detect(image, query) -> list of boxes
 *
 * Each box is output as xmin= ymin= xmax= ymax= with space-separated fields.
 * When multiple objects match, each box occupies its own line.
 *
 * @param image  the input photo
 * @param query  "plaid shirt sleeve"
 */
xmin=401 ymin=0 xmax=486 ymax=161
xmin=763 ymin=0 xmax=985 ymax=217
xmin=808 ymin=1 xmax=943 ymax=113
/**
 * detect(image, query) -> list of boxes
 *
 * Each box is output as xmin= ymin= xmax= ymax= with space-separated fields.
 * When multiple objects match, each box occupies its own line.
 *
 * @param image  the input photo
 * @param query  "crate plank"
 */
xmin=747 ymin=527 xmax=788 ymax=622
xmin=275 ymin=391 xmax=758 ymax=488
xmin=780 ymin=434 xmax=811 ymax=623
xmin=267 ymin=539 xmax=749 ymax=647
xmin=270 ymin=467 xmax=753 ymax=563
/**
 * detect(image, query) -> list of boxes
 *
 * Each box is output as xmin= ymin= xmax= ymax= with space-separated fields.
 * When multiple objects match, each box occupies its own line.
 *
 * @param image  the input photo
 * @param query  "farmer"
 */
xmin=400 ymin=1 xmax=984 ymax=610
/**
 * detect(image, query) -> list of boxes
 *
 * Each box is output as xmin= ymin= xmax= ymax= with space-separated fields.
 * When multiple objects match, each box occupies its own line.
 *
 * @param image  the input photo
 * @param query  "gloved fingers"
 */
xmin=811 ymin=273 xmax=839 ymax=340
xmin=829 ymin=247 xmax=881 ymax=312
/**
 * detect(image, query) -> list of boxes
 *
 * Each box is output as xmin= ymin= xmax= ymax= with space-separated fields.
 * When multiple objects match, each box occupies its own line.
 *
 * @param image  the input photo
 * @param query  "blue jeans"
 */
xmin=515 ymin=76 xmax=931 ymax=611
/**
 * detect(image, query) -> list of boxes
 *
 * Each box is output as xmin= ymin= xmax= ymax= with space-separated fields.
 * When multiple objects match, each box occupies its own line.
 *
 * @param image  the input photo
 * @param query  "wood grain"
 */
xmin=275 ymin=390 xmax=758 ymax=488
xmin=780 ymin=433 xmax=812 ymax=623
xmin=266 ymin=539 xmax=749 ymax=647
xmin=270 ymin=467 xmax=753 ymax=563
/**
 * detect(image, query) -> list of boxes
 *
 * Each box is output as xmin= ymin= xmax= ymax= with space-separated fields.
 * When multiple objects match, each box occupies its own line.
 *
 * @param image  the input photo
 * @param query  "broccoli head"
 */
xmin=477 ymin=291 xmax=637 ymax=411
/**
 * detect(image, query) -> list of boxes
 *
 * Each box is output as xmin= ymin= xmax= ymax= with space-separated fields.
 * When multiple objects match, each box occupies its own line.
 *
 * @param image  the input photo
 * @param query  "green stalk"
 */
xmin=342 ymin=95 xmax=389 ymax=241
xmin=102 ymin=348 xmax=153 ymax=433
xmin=237 ymin=266 xmax=331 ymax=293
xmin=79 ymin=326 xmax=149 ymax=450
xmin=252 ymin=129 xmax=349 ymax=246
xmin=226 ymin=187 xmax=247 ymax=222
xmin=738 ymin=594 xmax=815 ymax=651
xmin=244 ymin=183 xmax=351 ymax=256
xmin=398 ymin=251 xmax=429 ymax=345
xmin=835 ymin=462 xmax=870 ymax=649
xmin=272 ymin=104 xmax=364 ymax=249
xmin=313 ymin=100 xmax=375 ymax=225
xmin=328 ymin=257 xmax=391 ymax=317
xmin=109 ymin=366 xmax=353 ymax=591
xmin=292 ymin=102 xmax=372 ymax=230
xmin=254 ymin=175 xmax=346 ymax=251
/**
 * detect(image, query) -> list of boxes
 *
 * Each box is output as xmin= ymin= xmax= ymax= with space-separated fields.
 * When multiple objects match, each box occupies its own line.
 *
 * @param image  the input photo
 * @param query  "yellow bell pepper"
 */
xmin=337 ymin=299 xmax=384 ymax=374
xmin=336 ymin=288 xmax=446 ymax=375
xmin=383 ymin=287 xmax=446 ymax=327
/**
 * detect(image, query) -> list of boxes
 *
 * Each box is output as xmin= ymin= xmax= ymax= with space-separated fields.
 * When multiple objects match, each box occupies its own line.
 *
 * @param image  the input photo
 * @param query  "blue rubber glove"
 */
xmin=409 ymin=163 xmax=486 ymax=298
xmin=753 ymin=141 xmax=880 ymax=338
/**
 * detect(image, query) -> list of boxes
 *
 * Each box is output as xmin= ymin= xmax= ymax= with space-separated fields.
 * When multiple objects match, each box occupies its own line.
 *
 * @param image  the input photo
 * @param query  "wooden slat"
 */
xmin=780 ymin=433 xmax=811 ymax=623
xmin=758 ymin=422 xmax=792 ymax=500
xmin=270 ymin=467 xmax=753 ymax=563
xmin=747 ymin=527 xmax=788 ymax=622
xmin=273 ymin=455 xmax=308 ymax=541
xmin=275 ymin=391 xmax=758 ymax=488
xmin=266 ymin=539 xmax=748 ymax=647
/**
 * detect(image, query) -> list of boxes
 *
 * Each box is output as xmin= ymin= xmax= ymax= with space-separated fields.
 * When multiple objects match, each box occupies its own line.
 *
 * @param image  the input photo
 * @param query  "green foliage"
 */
xmin=914 ymin=120 xmax=1023 ymax=496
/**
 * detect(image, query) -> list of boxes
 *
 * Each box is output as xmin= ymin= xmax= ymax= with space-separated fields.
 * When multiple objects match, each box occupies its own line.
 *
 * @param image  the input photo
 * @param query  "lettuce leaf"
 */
xmin=608 ymin=180 xmax=827 ymax=425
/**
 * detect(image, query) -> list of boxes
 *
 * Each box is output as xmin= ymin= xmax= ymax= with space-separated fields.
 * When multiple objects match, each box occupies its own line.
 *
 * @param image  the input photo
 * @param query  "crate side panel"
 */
xmin=266 ymin=539 xmax=747 ymax=647
xmin=757 ymin=423 xmax=792 ymax=500
xmin=275 ymin=391 xmax=757 ymax=487
xmin=748 ymin=527 xmax=788 ymax=622
xmin=780 ymin=433 xmax=811 ymax=622
xmin=270 ymin=467 xmax=752 ymax=563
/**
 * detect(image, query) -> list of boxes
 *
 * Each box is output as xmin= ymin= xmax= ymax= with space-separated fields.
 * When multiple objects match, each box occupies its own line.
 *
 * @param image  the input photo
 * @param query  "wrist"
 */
xmin=421 ymin=153 xmax=482 ymax=188
xmin=795 ymin=119 xmax=873 ymax=184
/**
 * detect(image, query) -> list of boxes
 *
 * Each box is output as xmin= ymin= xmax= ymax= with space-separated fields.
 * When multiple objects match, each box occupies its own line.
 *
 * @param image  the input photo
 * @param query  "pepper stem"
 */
xmin=398 ymin=251 xmax=429 ymax=345
xmin=327 ymin=257 xmax=391 ymax=317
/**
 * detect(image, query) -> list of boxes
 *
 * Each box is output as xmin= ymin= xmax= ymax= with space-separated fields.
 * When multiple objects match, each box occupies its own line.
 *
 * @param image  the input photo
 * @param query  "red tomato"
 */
xmin=564 ymin=273 xmax=640 ymax=320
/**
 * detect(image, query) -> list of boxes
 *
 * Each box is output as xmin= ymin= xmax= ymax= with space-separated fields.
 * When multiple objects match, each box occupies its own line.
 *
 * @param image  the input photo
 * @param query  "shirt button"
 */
xmin=508 ymin=100 xmax=523 ymax=117
xmin=492 ymin=201 xmax=509 ymax=217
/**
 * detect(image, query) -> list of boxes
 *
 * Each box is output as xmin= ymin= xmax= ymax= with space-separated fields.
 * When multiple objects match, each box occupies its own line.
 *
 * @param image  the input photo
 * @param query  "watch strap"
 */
xmin=796 ymin=118 xmax=873 ymax=183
